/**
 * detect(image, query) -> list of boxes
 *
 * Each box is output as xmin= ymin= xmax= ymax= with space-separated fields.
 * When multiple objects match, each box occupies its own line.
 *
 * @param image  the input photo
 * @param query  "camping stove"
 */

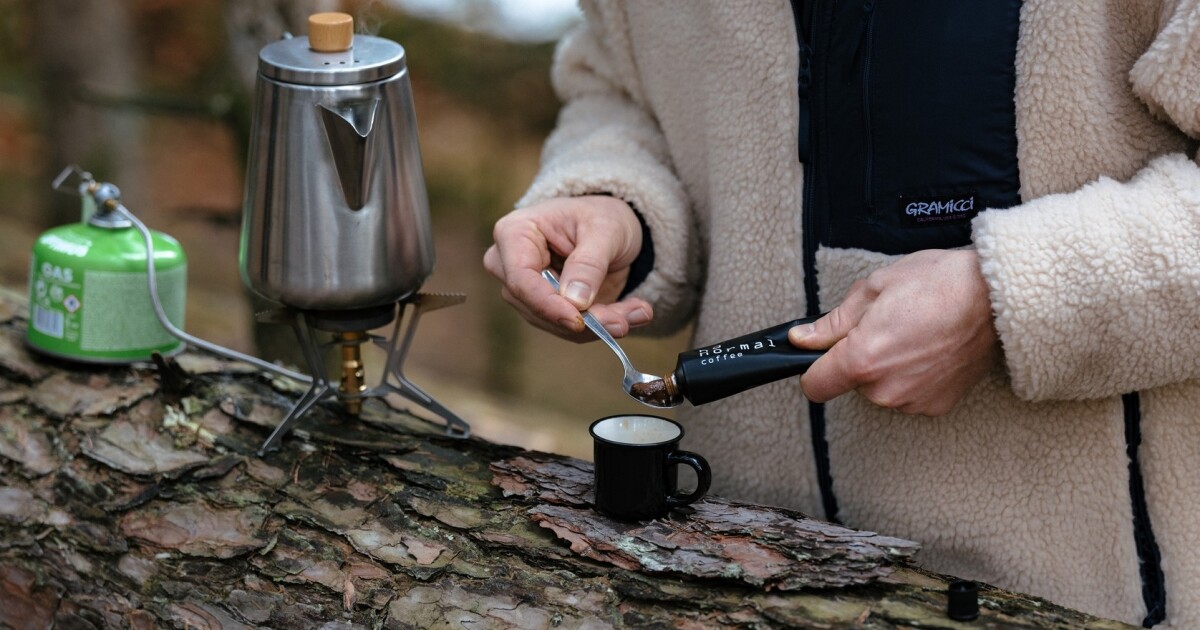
xmin=252 ymin=295 xmax=470 ymax=455
xmin=47 ymin=167 xmax=470 ymax=457
xmin=47 ymin=14 xmax=472 ymax=454
xmin=239 ymin=12 xmax=470 ymax=453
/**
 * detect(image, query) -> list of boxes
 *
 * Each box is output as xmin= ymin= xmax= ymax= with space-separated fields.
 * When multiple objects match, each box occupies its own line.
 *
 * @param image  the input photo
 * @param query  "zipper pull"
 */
xmin=797 ymin=42 xmax=813 ymax=162
xmin=799 ymin=42 xmax=813 ymax=93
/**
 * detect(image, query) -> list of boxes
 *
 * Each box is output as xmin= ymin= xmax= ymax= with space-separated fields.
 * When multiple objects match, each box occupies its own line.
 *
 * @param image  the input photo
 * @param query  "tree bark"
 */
xmin=0 ymin=287 xmax=1135 ymax=629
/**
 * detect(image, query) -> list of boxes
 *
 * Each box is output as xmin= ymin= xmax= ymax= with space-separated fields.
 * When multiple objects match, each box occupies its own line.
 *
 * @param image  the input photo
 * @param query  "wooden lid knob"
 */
xmin=309 ymin=12 xmax=354 ymax=52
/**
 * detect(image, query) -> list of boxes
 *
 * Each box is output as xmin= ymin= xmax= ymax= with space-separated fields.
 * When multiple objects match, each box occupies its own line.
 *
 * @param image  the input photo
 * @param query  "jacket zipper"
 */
xmin=791 ymin=0 xmax=840 ymax=525
xmin=794 ymin=0 xmax=820 ymax=319
xmin=861 ymin=1 xmax=878 ymax=211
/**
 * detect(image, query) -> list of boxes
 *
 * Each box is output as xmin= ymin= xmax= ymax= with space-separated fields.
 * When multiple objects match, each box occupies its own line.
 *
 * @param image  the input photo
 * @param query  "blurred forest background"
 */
xmin=0 ymin=0 xmax=688 ymax=458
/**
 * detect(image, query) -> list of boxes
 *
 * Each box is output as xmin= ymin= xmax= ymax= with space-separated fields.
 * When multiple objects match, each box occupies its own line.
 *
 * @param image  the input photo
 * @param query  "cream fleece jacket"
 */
xmin=516 ymin=0 xmax=1200 ymax=625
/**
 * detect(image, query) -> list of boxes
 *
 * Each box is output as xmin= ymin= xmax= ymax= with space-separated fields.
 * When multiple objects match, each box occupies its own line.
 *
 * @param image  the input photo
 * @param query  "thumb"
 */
xmin=788 ymin=304 xmax=862 ymax=350
xmin=557 ymin=246 xmax=616 ymax=310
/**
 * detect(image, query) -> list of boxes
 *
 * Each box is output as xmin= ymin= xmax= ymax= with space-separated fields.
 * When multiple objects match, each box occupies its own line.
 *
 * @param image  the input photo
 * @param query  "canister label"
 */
xmin=29 ymin=259 xmax=80 ymax=342
xmin=80 ymin=267 xmax=185 ymax=351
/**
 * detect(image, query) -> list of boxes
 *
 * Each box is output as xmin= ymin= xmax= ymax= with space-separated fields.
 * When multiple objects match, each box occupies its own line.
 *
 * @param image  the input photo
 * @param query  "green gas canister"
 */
xmin=27 ymin=170 xmax=186 ymax=363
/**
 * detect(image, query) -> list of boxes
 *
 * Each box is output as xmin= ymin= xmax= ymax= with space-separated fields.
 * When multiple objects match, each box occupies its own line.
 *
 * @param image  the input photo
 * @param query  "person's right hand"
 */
xmin=483 ymin=195 xmax=654 ymax=342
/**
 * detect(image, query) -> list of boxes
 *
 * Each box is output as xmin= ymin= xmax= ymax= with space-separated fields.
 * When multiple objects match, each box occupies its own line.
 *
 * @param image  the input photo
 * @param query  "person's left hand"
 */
xmin=788 ymin=249 xmax=1001 ymax=416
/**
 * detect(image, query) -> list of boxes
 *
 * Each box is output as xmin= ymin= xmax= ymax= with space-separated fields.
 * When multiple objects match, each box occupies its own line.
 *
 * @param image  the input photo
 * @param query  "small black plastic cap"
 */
xmin=947 ymin=580 xmax=980 ymax=621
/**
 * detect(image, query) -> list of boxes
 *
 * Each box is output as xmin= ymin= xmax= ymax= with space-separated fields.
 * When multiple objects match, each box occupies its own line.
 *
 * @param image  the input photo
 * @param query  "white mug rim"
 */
xmin=589 ymin=414 xmax=683 ymax=447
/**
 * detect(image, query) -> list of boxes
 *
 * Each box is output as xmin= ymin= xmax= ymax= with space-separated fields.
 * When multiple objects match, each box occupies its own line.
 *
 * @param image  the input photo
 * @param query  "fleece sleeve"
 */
xmin=972 ymin=2 xmax=1200 ymax=402
xmin=514 ymin=1 xmax=698 ymax=336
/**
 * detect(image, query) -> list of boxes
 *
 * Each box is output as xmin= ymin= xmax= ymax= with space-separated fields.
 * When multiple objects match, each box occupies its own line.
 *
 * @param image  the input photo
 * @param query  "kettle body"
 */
xmin=240 ymin=33 xmax=434 ymax=311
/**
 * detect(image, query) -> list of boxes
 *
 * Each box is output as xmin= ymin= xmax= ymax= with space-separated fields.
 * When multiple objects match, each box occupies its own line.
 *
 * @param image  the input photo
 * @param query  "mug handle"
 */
xmin=665 ymin=450 xmax=711 ymax=508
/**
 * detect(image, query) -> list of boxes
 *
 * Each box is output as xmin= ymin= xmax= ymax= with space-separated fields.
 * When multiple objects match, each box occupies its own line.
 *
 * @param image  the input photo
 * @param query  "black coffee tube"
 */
xmin=671 ymin=316 xmax=825 ymax=405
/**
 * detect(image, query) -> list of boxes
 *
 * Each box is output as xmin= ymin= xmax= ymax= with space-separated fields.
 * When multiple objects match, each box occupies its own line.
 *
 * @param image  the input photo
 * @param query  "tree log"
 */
xmin=0 ymin=287 xmax=1134 ymax=629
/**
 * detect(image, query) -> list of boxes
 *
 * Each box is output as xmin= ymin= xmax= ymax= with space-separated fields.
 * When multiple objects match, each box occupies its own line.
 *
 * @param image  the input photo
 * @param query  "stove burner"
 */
xmin=255 ymin=292 xmax=470 ymax=455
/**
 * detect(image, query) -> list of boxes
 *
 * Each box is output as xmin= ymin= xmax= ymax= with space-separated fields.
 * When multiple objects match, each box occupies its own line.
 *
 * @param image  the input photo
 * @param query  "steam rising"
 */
xmin=357 ymin=0 xmax=384 ymax=35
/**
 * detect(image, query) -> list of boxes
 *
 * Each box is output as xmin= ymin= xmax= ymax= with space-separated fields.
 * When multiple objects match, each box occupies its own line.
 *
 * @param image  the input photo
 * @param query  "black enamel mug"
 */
xmin=589 ymin=415 xmax=712 ymax=521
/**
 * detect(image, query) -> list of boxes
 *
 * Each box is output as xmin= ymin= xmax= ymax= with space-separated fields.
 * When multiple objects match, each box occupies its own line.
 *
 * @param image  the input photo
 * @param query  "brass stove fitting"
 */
xmin=338 ymin=331 xmax=368 ymax=414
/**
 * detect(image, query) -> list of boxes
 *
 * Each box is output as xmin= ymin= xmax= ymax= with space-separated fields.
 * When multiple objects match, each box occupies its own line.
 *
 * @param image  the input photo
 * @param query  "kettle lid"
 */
xmin=258 ymin=16 xmax=406 ymax=86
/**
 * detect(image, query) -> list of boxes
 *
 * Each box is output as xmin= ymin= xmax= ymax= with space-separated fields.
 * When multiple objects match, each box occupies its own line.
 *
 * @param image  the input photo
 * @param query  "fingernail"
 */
xmin=559 ymin=316 xmax=584 ymax=331
xmin=564 ymin=281 xmax=592 ymax=306
xmin=628 ymin=308 xmax=650 ymax=326
xmin=791 ymin=323 xmax=815 ymax=338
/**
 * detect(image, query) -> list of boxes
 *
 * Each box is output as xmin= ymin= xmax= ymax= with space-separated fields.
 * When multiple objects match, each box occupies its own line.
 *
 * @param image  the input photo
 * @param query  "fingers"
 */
xmin=799 ymin=339 xmax=863 ymax=404
xmin=589 ymin=298 xmax=654 ymax=338
xmin=499 ymin=284 xmax=653 ymax=343
xmin=792 ymin=281 xmax=874 ymax=403
xmin=793 ymin=251 xmax=999 ymax=415
xmin=788 ymin=283 xmax=871 ymax=350
xmin=499 ymin=285 xmax=589 ymax=341
xmin=486 ymin=196 xmax=649 ymax=338
xmin=484 ymin=243 xmax=583 ymax=333
xmin=486 ymin=214 xmax=583 ymax=331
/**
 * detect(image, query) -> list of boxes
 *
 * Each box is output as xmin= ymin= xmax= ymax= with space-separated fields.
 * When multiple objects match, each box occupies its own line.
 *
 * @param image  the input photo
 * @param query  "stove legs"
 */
xmin=253 ymin=294 xmax=470 ymax=454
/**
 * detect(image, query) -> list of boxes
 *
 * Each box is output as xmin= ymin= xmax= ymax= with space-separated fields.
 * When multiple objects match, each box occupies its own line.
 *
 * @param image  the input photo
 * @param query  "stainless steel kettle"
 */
xmin=240 ymin=13 xmax=434 ymax=312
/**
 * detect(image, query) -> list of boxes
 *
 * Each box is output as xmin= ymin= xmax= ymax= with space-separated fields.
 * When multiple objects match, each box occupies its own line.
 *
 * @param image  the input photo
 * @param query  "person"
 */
xmin=483 ymin=1 xmax=1200 ymax=626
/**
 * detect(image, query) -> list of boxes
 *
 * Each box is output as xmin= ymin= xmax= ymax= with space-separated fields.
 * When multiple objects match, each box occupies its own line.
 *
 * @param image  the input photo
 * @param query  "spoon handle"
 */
xmin=581 ymin=309 xmax=637 ymax=375
xmin=540 ymin=269 xmax=638 ymax=377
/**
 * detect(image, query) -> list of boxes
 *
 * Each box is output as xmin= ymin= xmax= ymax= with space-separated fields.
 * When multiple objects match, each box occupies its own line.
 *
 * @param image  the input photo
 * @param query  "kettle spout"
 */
xmin=318 ymin=99 xmax=379 ymax=210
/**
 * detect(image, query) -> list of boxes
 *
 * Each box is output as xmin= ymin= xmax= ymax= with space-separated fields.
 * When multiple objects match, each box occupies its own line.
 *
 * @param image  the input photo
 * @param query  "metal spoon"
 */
xmin=541 ymin=269 xmax=670 ymax=407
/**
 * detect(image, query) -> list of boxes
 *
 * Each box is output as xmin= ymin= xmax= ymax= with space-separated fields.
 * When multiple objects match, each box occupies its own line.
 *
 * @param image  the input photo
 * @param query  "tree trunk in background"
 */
xmin=221 ymin=0 xmax=337 ymax=371
xmin=0 ymin=288 xmax=1137 ymax=629
xmin=31 ymin=0 xmax=142 ymax=227
xmin=222 ymin=0 xmax=338 ymax=99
